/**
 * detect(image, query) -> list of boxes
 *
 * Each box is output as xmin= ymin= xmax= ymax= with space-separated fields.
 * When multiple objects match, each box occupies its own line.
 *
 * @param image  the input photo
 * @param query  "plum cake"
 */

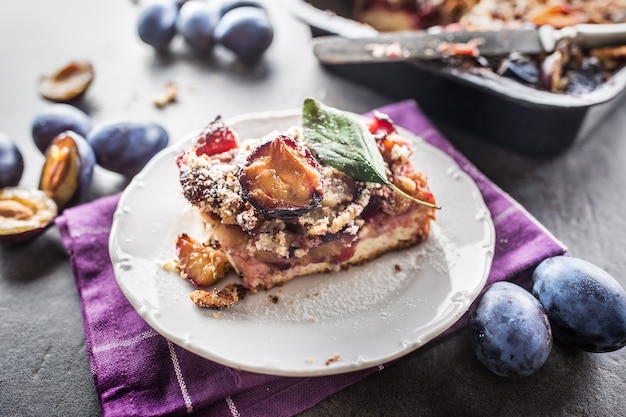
xmin=174 ymin=98 xmax=437 ymax=308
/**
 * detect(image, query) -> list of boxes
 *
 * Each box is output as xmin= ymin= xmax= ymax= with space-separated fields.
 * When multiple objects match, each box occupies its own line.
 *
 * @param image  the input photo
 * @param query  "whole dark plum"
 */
xmin=137 ymin=0 xmax=179 ymax=50
xmin=532 ymin=256 xmax=626 ymax=352
xmin=468 ymin=281 xmax=553 ymax=378
xmin=0 ymin=133 xmax=24 ymax=188
xmin=39 ymin=131 xmax=96 ymax=209
xmin=218 ymin=0 xmax=266 ymax=17
xmin=176 ymin=1 xmax=220 ymax=52
xmin=87 ymin=121 xmax=169 ymax=177
xmin=213 ymin=7 xmax=273 ymax=63
xmin=31 ymin=104 xmax=91 ymax=153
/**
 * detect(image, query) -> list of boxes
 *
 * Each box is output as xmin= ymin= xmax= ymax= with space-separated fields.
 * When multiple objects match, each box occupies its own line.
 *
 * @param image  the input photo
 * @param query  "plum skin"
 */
xmin=497 ymin=52 xmax=539 ymax=85
xmin=532 ymin=256 xmax=626 ymax=352
xmin=137 ymin=0 xmax=179 ymax=50
xmin=176 ymin=1 xmax=220 ymax=52
xmin=31 ymin=103 xmax=91 ymax=153
xmin=468 ymin=281 xmax=553 ymax=378
xmin=0 ymin=133 xmax=24 ymax=188
xmin=213 ymin=7 xmax=273 ymax=63
xmin=218 ymin=0 xmax=266 ymax=17
xmin=87 ymin=121 xmax=169 ymax=177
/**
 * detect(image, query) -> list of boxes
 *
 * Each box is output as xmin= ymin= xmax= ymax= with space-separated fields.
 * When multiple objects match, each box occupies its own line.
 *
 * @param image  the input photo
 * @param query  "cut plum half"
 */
xmin=238 ymin=134 xmax=324 ymax=220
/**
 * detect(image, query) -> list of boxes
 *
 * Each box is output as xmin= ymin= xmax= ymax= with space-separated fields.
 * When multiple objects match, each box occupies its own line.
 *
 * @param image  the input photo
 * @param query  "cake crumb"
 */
xmin=153 ymin=82 xmax=178 ymax=108
xmin=190 ymin=283 xmax=248 ymax=309
xmin=325 ymin=354 xmax=340 ymax=366
xmin=162 ymin=259 xmax=181 ymax=273
xmin=269 ymin=294 xmax=280 ymax=304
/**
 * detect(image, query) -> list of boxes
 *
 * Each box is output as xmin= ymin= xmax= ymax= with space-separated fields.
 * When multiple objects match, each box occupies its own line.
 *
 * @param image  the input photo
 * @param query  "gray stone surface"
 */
xmin=1 ymin=1 xmax=625 ymax=416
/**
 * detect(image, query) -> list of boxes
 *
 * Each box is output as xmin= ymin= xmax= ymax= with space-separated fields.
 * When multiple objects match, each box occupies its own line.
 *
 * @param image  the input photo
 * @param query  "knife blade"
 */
xmin=313 ymin=23 xmax=626 ymax=65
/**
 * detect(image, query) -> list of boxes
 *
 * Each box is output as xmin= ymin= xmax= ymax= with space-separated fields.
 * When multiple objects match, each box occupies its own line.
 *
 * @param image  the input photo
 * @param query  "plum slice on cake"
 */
xmin=174 ymin=98 xmax=437 ymax=309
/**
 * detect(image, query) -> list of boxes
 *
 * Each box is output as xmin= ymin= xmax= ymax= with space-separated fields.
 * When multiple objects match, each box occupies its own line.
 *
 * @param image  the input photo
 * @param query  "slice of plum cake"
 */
xmin=174 ymin=99 xmax=437 ymax=308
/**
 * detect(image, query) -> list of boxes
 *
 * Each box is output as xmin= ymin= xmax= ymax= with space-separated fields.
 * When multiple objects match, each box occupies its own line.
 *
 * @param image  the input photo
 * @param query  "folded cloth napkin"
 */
xmin=56 ymin=100 xmax=567 ymax=417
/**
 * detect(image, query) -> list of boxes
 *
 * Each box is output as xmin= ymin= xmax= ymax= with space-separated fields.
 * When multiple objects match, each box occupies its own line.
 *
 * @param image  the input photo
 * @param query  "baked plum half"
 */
xmin=238 ymin=134 xmax=323 ymax=220
xmin=176 ymin=116 xmax=238 ymax=167
xmin=192 ymin=116 xmax=238 ymax=158
xmin=175 ymin=233 xmax=230 ymax=287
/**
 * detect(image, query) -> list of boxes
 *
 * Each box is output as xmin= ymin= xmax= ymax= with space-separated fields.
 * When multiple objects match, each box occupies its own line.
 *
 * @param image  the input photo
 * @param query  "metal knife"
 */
xmin=313 ymin=23 xmax=626 ymax=65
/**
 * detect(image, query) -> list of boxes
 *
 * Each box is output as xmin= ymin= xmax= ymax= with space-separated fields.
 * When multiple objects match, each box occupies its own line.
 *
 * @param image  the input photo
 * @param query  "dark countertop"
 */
xmin=1 ymin=1 xmax=625 ymax=416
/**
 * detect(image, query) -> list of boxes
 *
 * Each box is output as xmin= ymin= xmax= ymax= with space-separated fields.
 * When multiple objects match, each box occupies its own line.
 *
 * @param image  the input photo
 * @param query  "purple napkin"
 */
xmin=56 ymin=100 xmax=566 ymax=417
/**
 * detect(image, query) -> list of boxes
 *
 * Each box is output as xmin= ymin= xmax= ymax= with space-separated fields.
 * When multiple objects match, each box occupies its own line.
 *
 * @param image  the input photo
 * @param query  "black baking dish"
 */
xmin=292 ymin=0 xmax=626 ymax=156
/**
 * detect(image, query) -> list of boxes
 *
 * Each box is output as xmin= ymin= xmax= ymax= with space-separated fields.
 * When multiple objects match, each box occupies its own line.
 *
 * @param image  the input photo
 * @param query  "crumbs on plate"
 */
xmin=325 ymin=354 xmax=341 ymax=366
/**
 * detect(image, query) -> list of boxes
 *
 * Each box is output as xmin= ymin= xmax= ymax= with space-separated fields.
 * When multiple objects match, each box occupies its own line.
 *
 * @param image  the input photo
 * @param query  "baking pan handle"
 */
xmin=541 ymin=23 xmax=626 ymax=52
xmin=290 ymin=1 xmax=378 ymax=38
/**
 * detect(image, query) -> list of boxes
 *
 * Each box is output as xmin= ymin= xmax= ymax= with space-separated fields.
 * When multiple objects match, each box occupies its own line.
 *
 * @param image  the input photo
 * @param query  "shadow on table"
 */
xmin=0 ymin=226 xmax=68 ymax=284
xmin=303 ymin=330 xmax=600 ymax=417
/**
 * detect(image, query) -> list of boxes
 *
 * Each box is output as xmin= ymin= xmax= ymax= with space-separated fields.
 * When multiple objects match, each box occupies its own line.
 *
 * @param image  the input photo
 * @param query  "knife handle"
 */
xmin=541 ymin=23 xmax=626 ymax=52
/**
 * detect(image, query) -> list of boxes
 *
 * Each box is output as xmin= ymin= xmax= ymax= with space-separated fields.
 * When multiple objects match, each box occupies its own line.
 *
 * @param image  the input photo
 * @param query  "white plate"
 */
xmin=109 ymin=109 xmax=495 ymax=377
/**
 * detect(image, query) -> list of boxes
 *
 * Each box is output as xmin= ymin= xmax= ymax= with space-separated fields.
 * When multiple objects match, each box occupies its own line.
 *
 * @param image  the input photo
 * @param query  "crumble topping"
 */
xmin=180 ymin=127 xmax=390 ymax=258
xmin=189 ymin=284 xmax=248 ymax=309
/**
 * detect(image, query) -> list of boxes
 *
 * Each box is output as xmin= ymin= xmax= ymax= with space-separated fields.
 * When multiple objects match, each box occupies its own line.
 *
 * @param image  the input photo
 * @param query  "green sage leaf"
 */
xmin=302 ymin=97 xmax=387 ymax=184
xmin=302 ymin=97 xmax=439 ymax=209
